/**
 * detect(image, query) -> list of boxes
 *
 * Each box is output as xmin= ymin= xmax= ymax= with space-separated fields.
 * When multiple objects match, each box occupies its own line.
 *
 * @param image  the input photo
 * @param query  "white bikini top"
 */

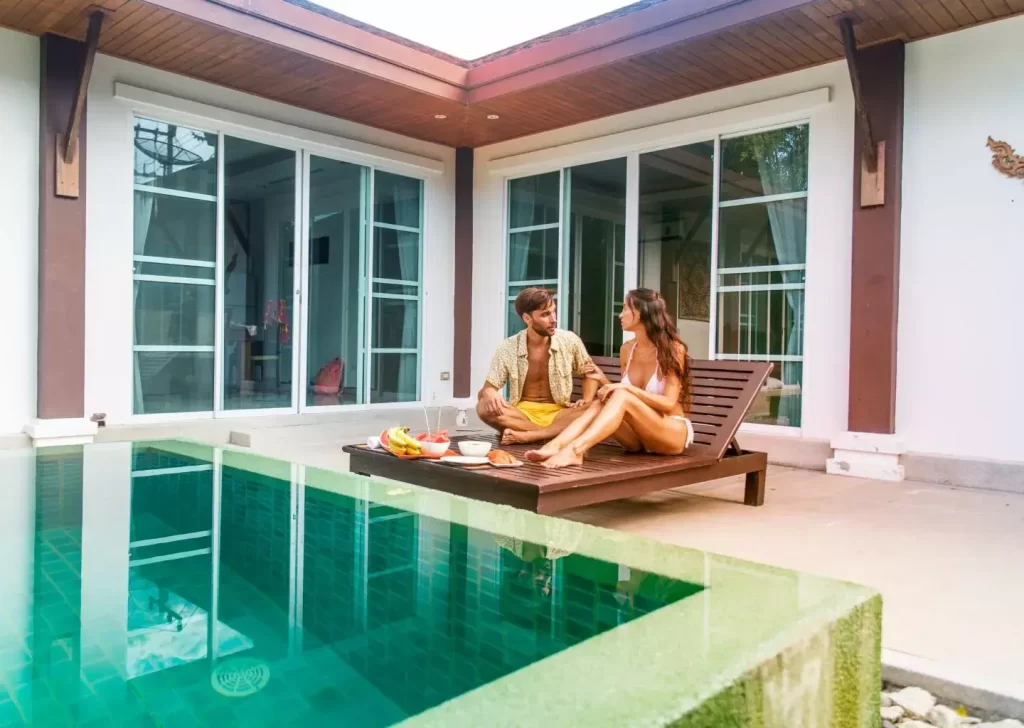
xmin=621 ymin=343 xmax=666 ymax=395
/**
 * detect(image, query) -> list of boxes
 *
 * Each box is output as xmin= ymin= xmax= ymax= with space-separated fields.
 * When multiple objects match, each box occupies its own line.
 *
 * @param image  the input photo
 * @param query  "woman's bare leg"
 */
xmin=612 ymin=421 xmax=643 ymax=452
xmin=543 ymin=390 xmax=687 ymax=468
xmin=525 ymin=401 xmax=604 ymax=462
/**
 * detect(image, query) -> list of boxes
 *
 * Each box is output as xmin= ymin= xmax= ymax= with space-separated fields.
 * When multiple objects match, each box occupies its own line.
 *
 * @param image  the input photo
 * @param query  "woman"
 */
xmin=526 ymin=288 xmax=694 ymax=469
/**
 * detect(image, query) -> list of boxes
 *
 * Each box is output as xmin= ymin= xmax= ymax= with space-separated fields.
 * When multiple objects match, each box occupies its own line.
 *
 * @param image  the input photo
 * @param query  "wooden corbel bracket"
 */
xmin=838 ymin=16 xmax=885 ymax=208
xmin=56 ymin=9 xmax=105 ymax=198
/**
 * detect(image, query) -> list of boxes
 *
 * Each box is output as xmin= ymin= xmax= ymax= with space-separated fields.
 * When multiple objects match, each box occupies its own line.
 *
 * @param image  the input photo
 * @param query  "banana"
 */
xmin=387 ymin=427 xmax=420 ymax=456
xmin=396 ymin=428 xmax=422 ymax=454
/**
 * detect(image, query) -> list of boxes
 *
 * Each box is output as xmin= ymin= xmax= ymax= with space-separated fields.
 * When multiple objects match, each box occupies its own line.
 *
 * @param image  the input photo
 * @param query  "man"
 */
xmin=477 ymin=287 xmax=597 ymax=445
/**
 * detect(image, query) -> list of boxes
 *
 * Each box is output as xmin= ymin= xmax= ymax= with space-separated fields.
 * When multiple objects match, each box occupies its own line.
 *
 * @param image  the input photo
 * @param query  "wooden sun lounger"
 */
xmin=343 ymin=358 xmax=773 ymax=514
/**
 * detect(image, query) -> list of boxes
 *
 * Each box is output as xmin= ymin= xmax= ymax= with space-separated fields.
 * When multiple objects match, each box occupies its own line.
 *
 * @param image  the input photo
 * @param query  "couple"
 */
xmin=477 ymin=286 xmax=694 ymax=469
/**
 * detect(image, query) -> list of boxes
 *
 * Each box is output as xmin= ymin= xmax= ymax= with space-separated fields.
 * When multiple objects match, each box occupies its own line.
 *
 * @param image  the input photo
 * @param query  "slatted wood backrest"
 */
xmin=573 ymin=356 xmax=773 ymax=461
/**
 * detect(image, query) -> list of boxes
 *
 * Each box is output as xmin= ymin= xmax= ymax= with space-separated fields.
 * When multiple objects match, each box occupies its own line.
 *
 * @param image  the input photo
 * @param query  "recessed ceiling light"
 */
xmin=487 ymin=114 xmax=500 ymax=120
xmin=434 ymin=114 xmax=447 ymax=120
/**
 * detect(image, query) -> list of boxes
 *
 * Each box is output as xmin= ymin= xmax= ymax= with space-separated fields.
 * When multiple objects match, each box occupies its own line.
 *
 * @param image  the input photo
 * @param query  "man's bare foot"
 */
xmin=540 ymin=446 xmax=584 ymax=469
xmin=525 ymin=441 xmax=562 ymax=462
xmin=501 ymin=430 xmax=527 ymax=445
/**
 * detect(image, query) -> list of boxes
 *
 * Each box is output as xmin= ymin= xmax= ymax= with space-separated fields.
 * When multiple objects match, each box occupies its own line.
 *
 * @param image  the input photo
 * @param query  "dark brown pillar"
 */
xmin=847 ymin=40 xmax=904 ymax=434
xmin=38 ymin=34 xmax=89 ymax=421
xmin=453 ymin=147 xmax=474 ymax=398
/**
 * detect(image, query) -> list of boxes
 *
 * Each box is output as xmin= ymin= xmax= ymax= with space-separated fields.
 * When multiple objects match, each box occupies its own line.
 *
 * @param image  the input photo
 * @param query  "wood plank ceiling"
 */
xmin=1 ymin=0 xmax=1021 ymax=147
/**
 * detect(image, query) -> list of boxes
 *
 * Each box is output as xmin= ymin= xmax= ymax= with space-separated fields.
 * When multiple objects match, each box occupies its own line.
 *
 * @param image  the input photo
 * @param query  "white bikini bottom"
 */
xmin=670 ymin=416 xmax=695 ymax=448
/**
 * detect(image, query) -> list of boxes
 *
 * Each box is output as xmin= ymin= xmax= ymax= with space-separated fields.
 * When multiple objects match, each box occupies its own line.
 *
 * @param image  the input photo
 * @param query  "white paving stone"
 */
xmin=881 ymin=705 xmax=905 ymax=722
xmin=893 ymin=686 xmax=938 ymax=719
xmin=928 ymin=704 xmax=966 ymax=728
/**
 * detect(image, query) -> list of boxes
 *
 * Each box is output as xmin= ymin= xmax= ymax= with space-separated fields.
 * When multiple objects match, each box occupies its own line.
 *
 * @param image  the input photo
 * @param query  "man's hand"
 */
xmin=479 ymin=388 xmax=506 ymax=418
xmin=568 ymin=399 xmax=591 ymax=409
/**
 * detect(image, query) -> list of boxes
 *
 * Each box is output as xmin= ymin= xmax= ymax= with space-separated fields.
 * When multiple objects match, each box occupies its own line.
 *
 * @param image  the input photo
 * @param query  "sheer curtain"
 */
xmin=754 ymin=139 xmax=806 ymax=426
xmin=132 ymin=192 xmax=155 ymax=413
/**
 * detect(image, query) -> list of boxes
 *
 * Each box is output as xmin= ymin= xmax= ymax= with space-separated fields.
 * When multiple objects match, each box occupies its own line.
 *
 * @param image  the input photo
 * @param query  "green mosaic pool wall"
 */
xmin=1 ymin=442 xmax=881 ymax=727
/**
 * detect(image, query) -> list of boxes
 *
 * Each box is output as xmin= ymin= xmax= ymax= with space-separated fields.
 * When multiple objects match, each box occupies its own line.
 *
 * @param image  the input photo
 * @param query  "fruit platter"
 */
xmin=369 ymin=427 xmax=522 ymax=468
xmin=379 ymin=427 xmax=453 ymax=459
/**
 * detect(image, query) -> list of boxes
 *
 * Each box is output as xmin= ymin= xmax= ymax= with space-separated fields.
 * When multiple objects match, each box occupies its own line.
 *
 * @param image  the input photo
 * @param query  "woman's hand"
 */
xmin=598 ymin=382 xmax=626 ymax=402
xmin=582 ymin=359 xmax=610 ymax=385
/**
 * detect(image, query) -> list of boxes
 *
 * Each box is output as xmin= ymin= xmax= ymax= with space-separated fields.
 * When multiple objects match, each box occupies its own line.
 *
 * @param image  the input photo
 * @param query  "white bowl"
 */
xmin=419 ymin=440 xmax=450 ymax=456
xmin=458 ymin=440 xmax=492 ymax=458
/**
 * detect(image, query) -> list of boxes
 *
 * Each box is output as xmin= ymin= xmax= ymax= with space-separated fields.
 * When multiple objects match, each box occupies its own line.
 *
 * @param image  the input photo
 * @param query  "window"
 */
xmin=505 ymin=162 xmax=627 ymax=357
xmin=506 ymin=172 xmax=561 ymax=335
xmin=564 ymin=159 xmax=627 ymax=357
xmin=221 ymin=136 xmax=297 ymax=411
xmin=717 ymin=125 xmax=808 ymax=426
xmin=512 ymin=123 xmax=809 ymax=427
xmin=132 ymin=116 xmax=426 ymax=416
xmin=132 ymin=119 xmax=217 ymax=414
xmin=370 ymin=171 xmax=423 ymax=403
xmin=638 ymin=142 xmax=715 ymax=360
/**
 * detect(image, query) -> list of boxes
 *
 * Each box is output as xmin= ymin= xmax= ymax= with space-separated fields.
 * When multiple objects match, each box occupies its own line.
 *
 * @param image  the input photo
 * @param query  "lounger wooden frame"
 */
xmin=343 ymin=358 xmax=773 ymax=514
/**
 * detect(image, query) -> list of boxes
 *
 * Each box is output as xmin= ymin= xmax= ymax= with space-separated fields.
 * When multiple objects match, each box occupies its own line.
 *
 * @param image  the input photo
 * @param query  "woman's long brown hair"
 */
xmin=625 ymin=288 xmax=693 ymax=410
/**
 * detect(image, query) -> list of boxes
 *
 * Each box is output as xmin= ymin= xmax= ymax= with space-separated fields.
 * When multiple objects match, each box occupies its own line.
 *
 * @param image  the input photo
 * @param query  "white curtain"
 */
xmin=754 ymin=137 xmax=806 ymax=426
xmin=132 ymin=192 xmax=155 ymax=413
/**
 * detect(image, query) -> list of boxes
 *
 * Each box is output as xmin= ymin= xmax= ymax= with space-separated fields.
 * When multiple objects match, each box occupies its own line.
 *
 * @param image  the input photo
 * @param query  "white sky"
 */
xmin=311 ymin=0 xmax=635 ymax=60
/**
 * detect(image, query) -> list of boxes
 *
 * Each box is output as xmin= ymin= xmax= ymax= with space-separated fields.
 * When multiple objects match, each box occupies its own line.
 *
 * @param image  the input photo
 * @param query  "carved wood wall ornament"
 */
xmin=987 ymin=137 xmax=1024 ymax=180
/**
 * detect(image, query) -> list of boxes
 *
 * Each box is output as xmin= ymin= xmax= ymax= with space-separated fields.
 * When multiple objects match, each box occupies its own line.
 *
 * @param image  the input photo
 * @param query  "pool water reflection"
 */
xmin=0 ymin=443 xmax=702 ymax=727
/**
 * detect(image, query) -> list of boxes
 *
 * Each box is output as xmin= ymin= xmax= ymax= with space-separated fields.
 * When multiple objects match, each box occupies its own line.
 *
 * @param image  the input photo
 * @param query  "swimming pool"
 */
xmin=0 ymin=441 xmax=880 ymax=726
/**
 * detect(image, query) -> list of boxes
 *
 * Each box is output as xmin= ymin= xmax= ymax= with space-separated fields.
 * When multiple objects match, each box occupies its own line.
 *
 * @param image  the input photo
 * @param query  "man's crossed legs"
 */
xmin=477 ymin=400 xmax=592 ymax=445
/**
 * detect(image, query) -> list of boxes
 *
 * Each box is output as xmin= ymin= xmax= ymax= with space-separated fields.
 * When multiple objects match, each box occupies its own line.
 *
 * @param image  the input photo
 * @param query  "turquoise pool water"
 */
xmin=0 ymin=443 xmax=702 ymax=727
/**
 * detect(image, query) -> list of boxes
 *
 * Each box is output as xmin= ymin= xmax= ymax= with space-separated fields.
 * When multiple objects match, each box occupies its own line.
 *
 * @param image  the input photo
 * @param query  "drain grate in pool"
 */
xmin=211 ymin=657 xmax=270 ymax=697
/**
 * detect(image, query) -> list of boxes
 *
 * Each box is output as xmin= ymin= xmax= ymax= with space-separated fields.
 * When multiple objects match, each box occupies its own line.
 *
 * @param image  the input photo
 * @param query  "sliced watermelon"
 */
xmin=380 ymin=429 xmax=390 ymax=448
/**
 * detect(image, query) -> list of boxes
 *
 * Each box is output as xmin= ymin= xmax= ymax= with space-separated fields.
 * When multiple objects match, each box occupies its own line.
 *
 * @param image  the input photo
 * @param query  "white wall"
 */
xmin=472 ymin=62 xmax=855 ymax=442
xmin=0 ymin=29 xmax=39 ymax=435
xmin=85 ymin=54 xmax=455 ymax=424
xmin=898 ymin=15 xmax=1024 ymax=463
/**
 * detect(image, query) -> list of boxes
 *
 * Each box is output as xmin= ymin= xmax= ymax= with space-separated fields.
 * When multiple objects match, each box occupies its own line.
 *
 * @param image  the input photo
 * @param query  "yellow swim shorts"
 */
xmin=515 ymin=401 xmax=565 ymax=428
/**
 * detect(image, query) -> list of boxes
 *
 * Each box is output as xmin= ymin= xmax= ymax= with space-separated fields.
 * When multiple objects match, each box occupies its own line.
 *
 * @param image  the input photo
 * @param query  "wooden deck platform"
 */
xmin=343 ymin=359 xmax=773 ymax=514
xmin=344 ymin=434 xmax=767 ymax=514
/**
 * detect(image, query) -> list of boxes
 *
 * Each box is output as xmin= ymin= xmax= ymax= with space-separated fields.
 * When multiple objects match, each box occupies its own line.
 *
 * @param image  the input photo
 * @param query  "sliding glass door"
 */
xmin=221 ymin=137 xmax=299 ymax=412
xmin=132 ymin=115 xmax=426 ymax=419
xmin=132 ymin=119 xmax=218 ymax=415
xmin=369 ymin=172 xmax=423 ymax=404
xmin=302 ymin=156 xmax=368 ymax=407
xmin=564 ymin=158 xmax=627 ymax=357
xmin=504 ymin=162 xmax=627 ymax=357
xmin=503 ymin=122 xmax=809 ymax=427
xmin=638 ymin=142 xmax=715 ymax=360
xmin=716 ymin=126 xmax=808 ymax=426
xmin=506 ymin=172 xmax=561 ymax=336
xmin=298 ymin=155 xmax=425 ymax=410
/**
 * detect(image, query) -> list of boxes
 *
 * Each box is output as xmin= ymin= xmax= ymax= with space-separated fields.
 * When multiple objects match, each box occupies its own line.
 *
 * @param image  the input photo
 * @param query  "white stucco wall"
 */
xmin=85 ymin=54 xmax=455 ymax=424
xmin=0 ymin=29 xmax=39 ymax=436
xmin=471 ymin=62 xmax=855 ymax=443
xmin=898 ymin=15 xmax=1024 ymax=463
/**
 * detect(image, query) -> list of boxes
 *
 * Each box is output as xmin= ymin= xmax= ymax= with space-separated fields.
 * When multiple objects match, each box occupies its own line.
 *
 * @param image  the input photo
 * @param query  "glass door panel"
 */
xmin=563 ymin=158 xmax=626 ymax=356
xmin=506 ymin=172 xmax=561 ymax=335
xmin=303 ymin=155 xmax=368 ymax=408
xmin=638 ymin=141 xmax=715 ymax=360
xmin=221 ymin=137 xmax=297 ymax=411
xmin=369 ymin=171 xmax=423 ymax=403
xmin=132 ymin=118 xmax=218 ymax=414
xmin=717 ymin=125 xmax=808 ymax=426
